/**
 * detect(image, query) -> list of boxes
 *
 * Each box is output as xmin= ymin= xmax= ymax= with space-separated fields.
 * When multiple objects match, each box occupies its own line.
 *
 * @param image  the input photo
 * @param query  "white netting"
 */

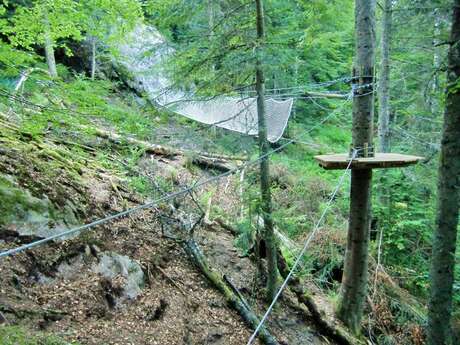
xmin=118 ymin=25 xmax=293 ymax=142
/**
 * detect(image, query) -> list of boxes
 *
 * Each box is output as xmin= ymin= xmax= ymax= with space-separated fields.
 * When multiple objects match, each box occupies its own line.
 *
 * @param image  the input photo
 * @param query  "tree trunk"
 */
xmin=429 ymin=9 xmax=442 ymax=114
xmin=255 ymin=0 xmax=278 ymax=301
xmin=91 ymin=37 xmax=97 ymax=81
xmin=207 ymin=0 xmax=214 ymax=35
xmin=377 ymin=0 xmax=392 ymax=217
xmin=292 ymin=56 xmax=299 ymax=120
xmin=427 ymin=2 xmax=460 ymax=344
xmin=207 ymin=0 xmax=218 ymax=137
xmin=43 ymin=12 xmax=58 ymax=78
xmin=377 ymin=0 xmax=392 ymax=153
xmin=337 ymin=0 xmax=376 ymax=334
xmin=338 ymin=170 xmax=373 ymax=334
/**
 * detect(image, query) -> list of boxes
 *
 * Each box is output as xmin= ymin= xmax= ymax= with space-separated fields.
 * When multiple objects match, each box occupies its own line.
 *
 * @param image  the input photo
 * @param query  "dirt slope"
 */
xmin=0 ymin=121 xmax=333 ymax=345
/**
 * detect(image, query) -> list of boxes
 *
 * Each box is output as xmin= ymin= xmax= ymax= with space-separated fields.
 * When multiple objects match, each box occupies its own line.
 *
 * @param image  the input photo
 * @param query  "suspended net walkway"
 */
xmin=117 ymin=25 xmax=294 ymax=143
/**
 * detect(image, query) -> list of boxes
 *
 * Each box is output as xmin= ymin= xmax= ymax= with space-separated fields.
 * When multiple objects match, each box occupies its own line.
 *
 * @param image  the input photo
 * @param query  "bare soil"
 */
xmin=0 ymin=140 xmax=333 ymax=345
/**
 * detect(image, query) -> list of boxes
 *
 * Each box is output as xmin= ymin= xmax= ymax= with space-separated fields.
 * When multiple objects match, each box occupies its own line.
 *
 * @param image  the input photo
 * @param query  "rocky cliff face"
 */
xmin=116 ymin=25 xmax=177 ymax=105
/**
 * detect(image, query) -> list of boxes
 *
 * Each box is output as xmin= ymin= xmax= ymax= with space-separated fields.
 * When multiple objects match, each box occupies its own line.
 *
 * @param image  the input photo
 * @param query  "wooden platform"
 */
xmin=314 ymin=153 xmax=424 ymax=170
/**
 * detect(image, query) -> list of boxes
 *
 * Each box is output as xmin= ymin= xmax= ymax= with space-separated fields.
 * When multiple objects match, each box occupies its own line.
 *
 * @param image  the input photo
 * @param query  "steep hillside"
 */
xmin=2 ymin=0 xmax=460 ymax=344
xmin=0 ymin=66 xmax=359 ymax=345
xmin=0 ymin=43 xmax=439 ymax=343
xmin=0 ymin=12 xmax=454 ymax=341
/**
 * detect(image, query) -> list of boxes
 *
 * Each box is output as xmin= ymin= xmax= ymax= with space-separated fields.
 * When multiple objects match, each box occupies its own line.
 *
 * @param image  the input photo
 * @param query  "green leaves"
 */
xmin=80 ymin=0 xmax=143 ymax=42
xmin=1 ymin=0 xmax=142 ymax=58
xmin=3 ymin=0 xmax=83 ymax=53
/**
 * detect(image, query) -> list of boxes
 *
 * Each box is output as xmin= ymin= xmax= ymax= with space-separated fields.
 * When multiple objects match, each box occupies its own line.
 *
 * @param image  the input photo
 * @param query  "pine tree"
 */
xmin=337 ymin=0 xmax=376 ymax=334
xmin=255 ymin=0 xmax=278 ymax=301
xmin=80 ymin=0 xmax=142 ymax=80
xmin=427 ymin=1 xmax=460 ymax=343
xmin=377 ymin=0 xmax=392 ymax=154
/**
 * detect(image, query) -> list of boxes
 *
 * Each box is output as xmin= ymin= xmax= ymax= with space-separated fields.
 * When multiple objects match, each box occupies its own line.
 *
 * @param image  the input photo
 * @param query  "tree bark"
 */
xmin=377 ymin=0 xmax=392 ymax=153
xmin=255 ymin=0 xmax=278 ymax=301
xmin=338 ymin=170 xmax=373 ymax=334
xmin=427 ymin=2 xmax=460 ymax=344
xmin=207 ymin=0 xmax=215 ymax=37
xmin=43 ymin=12 xmax=58 ymax=78
xmin=91 ymin=37 xmax=97 ymax=81
xmin=377 ymin=0 xmax=392 ymax=220
xmin=337 ymin=0 xmax=376 ymax=335
xmin=429 ymin=9 xmax=442 ymax=114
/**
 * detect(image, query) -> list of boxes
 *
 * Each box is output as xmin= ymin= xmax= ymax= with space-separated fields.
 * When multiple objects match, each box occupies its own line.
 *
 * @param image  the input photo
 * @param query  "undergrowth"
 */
xmin=0 ymin=326 xmax=77 ymax=345
xmin=1 ymin=47 xmax=458 ymax=343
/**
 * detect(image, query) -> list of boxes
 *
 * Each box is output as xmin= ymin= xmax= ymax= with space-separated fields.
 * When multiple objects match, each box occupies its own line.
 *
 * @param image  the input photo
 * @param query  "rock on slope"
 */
xmin=0 ymin=116 xmax=332 ymax=344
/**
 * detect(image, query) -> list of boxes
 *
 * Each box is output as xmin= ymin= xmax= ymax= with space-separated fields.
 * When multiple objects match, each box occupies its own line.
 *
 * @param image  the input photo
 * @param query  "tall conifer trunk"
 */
xmin=255 ymin=0 xmax=278 ymax=301
xmin=427 ymin=2 xmax=460 ymax=344
xmin=430 ymin=9 xmax=442 ymax=114
xmin=337 ymin=0 xmax=376 ymax=334
xmin=377 ymin=0 xmax=392 ymax=154
xmin=377 ymin=0 xmax=392 ymax=209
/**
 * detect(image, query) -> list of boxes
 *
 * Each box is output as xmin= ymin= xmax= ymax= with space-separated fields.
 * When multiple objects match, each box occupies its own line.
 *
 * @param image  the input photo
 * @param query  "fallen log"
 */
xmin=1 ymin=110 xmax=245 ymax=168
xmin=276 ymin=251 xmax=365 ymax=345
xmin=182 ymin=238 xmax=279 ymax=345
xmin=82 ymin=126 xmax=241 ymax=172
xmin=209 ymin=218 xmax=364 ymax=345
xmin=303 ymin=91 xmax=348 ymax=99
xmin=88 ymin=126 xmax=244 ymax=160
xmin=0 ymin=303 xmax=67 ymax=320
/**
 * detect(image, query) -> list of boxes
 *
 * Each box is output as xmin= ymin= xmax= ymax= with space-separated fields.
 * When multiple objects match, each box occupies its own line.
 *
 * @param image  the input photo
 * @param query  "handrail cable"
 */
xmin=0 ymin=107 xmax=341 ymax=259
xmin=246 ymin=148 xmax=358 ymax=345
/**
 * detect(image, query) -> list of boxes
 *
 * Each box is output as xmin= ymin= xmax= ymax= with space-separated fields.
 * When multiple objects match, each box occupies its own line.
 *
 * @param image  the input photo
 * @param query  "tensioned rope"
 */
xmin=279 ymin=96 xmax=353 ymax=145
xmin=0 ymin=104 xmax=346 ymax=259
xmin=392 ymin=125 xmax=441 ymax=150
xmin=0 ymin=74 xmax=359 ymax=176
xmin=0 ymin=74 xmax=357 ymax=146
xmin=1 ymin=60 xmax=373 ymax=104
xmin=2 ymin=73 xmax=356 ymax=154
xmin=246 ymin=148 xmax=358 ymax=345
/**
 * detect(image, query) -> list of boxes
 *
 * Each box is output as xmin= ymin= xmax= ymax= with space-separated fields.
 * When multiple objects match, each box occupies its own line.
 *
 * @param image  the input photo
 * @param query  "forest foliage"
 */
xmin=0 ymin=0 xmax=458 ymax=344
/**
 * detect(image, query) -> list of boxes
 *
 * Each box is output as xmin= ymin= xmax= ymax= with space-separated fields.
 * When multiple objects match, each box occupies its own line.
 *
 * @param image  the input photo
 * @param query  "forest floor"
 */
xmin=0 ymin=114 xmax=333 ymax=345
xmin=0 ymin=71 xmax=435 ymax=345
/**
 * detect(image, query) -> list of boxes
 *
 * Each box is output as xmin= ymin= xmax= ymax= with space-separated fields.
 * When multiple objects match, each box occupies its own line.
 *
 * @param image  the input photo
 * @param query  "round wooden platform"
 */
xmin=314 ymin=153 xmax=424 ymax=170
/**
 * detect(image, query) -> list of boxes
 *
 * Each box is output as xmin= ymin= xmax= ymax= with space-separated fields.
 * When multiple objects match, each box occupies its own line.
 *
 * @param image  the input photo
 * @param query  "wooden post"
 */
xmin=337 ymin=0 xmax=376 ymax=334
xmin=255 ymin=0 xmax=278 ymax=301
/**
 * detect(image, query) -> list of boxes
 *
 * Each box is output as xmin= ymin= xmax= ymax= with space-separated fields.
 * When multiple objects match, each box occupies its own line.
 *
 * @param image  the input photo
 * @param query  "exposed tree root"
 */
xmin=182 ymin=238 xmax=279 ymax=345
xmin=276 ymin=252 xmax=365 ymax=345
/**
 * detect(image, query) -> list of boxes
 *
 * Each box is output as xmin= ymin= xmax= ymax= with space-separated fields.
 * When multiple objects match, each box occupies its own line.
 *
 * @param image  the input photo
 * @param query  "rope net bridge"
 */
xmin=118 ymin=25 xmax=294 ymax=143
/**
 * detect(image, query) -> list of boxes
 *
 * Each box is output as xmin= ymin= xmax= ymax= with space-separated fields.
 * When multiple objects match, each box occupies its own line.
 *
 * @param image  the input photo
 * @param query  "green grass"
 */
xmin=0 ymin=326 xmax=76 ymax=345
